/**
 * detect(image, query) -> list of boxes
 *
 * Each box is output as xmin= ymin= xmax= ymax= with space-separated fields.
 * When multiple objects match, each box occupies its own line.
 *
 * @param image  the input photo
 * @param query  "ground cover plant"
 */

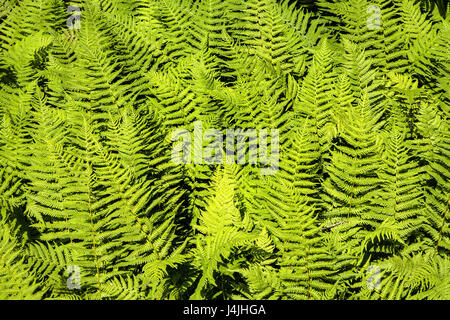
xmin=0 ymin=0 xmax=449 ymax=300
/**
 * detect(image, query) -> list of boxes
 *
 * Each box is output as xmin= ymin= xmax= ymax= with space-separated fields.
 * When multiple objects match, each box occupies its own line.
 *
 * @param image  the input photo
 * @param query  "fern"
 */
xmin=0 ymin=0 xmax=448 ymax=301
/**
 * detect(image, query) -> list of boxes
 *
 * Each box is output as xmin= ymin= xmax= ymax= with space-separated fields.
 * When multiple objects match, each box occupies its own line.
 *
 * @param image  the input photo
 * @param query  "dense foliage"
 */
xmin=0 ymin=0 xmax=449 ymax=300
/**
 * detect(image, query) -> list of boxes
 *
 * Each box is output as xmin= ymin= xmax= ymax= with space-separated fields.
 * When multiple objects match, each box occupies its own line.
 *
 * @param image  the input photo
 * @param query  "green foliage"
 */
xmin=0 ymin=0 xmax=448 ymax=300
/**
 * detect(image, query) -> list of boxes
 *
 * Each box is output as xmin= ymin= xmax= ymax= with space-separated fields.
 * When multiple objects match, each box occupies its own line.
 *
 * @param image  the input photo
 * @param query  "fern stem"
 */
xmin=87 ymin=102 xmax=102 ymax=297
xmin=434 ymin=195 xmax=449 ymax=253
xmin=305 ymin=245 xmax=312 ymax=300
